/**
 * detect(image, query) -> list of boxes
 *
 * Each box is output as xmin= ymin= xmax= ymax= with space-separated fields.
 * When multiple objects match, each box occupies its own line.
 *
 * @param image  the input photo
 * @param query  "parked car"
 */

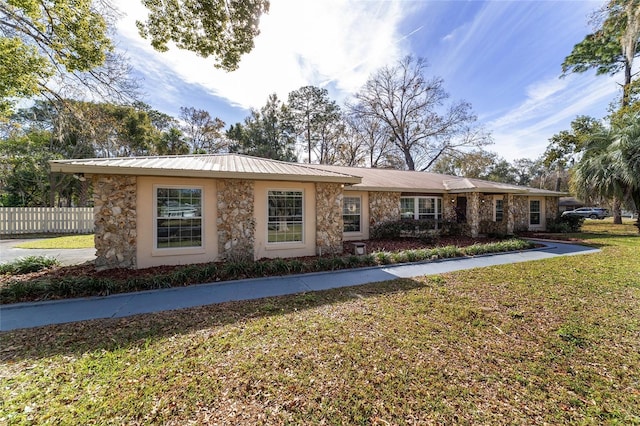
xmin=561 ymin=207 xmax=610 ymax=220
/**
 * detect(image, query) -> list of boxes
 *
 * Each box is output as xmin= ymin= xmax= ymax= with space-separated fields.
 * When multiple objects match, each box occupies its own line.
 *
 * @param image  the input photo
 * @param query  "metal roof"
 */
xmin=309 ymin=165 xmax=450 ymax=193
xmin=50 ymin=154 xmax=564 ymax=196
xmin=310 ymin=164 xmax=565 ymax=196
xmin=49 ymin=154 xmax=362 ymax=184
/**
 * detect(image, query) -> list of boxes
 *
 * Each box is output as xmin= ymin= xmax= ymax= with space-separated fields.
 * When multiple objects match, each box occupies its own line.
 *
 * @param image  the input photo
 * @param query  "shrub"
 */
xmin=0 ymin=238 xmax=536 ymax=304
xmin=463 ymin=239 xmax=533 ymax=256
xmin=440 ymin=220 xmax=468 ymax=237
xmin=390 ymin=252 xmax=408 ymax=263
xmin=374 ymin=252 xmax=392 ymax=265
xmin=435 ymin=245 xmax=460 ymax=259
xmin=371 ymin=219 xmax=439 ymax=240
xmin=0 ymin=256 xmax=60 ymax=275
xmin=370 ymin=220 xmax=404 ymax=240
xmin=548 ymin=215 xmax=584 ymax=233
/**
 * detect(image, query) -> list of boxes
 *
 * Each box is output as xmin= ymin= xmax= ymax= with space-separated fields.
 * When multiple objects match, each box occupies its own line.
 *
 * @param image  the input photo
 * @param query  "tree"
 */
xmin=285 ymin=86 xmax=341 ymax=163
xmin=350 ymin=56 xmax=490 ymax=171
xmin=543 ymin=116 xmax=604 ymax=168
xmin=156 ymin=127 xmax=190 ymax=155
xmin=431 ymin=150 xmax=518 ymax=184
xmin=573 ymin=113 xmax=640 ymax=232
xmin=0 ymin=130 xmax=55 ymax=206
xmin=0 ymin=0 xmax=137 ymax=116
xmin=344 ymin=106 xmax=401 ymax=168
xmin=134 ymin=101 xmax=179 ymax=132
xmin=431 ymin=150 xmax=499 ymax=178
xmin=562 ymin=0 xmax=640 ymax=108
xmin=542 ymin=115 xmax=605 ymax=191
xmin=511 ymin=158 xmax=537 ymax=187
xmin=136 ymin=0 xmax=270 ymax=71
xmin=179 ymin=107 xmax=227 ymax=154
xmin=227 ymin=94 xmax=296 ymax=162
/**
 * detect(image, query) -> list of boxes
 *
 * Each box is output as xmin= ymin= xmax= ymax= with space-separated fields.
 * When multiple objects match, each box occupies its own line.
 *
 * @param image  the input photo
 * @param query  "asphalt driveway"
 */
xmin=0 ymin=238 xmax=96 ymax=266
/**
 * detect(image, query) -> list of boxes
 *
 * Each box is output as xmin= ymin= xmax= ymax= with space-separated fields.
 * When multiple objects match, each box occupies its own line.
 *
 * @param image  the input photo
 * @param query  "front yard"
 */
xmin=1 ymin=221 xmax=639 ymax=424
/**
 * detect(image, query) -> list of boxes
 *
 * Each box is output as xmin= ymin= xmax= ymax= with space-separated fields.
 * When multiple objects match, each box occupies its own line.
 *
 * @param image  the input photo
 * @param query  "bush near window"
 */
xmin=547 ymin=215 xmax=584 ymax=233
xmin=371 ymin=219 xmax=439 ymax=240
xmin=370 ymin=219 xmax=471 ymax=240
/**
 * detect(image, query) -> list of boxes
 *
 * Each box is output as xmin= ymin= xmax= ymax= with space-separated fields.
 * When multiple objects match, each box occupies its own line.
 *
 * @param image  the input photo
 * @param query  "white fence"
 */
xmin=0 ymin=207 xmax=94 ymax=235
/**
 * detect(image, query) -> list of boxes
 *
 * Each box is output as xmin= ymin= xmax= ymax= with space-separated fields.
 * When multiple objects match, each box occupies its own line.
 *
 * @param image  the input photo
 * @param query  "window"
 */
xmin=343 ymin=196 xmax=361 ymax=233
xmin=155 ymin=187 xmax=202 ymax=249
xmin=268 ymin=190 xmax=303 ymax=243
xmin=400 ymin=196 xmax=443 ymax=228
xmin=494 ymin=197 xmax=504 ymax=222
xmin=400 ymin=197 xmax=415 ymax=219
xmin=530 ymin=200 xmax=541 ymax=225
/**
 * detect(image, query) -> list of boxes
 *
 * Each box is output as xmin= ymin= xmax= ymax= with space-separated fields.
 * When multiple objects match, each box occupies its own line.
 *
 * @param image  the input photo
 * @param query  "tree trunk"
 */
xmin=623 ymin=62 xmax=632 ymax=108
xmin=613 ymin=196 xmax=623 ymax=224
xmin=403 ymin=148 xmax=415 ymax=171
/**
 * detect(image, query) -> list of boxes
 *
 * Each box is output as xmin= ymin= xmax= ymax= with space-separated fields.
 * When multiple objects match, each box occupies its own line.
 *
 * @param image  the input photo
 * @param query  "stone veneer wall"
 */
xmin=368 ymin=192 xmax=401 ymax=226
xmin=316 ymin=183 xmax=344 ymax=255
xmin=512 ymin=196 xmax=529 ymax=232
xmin=506 ymin=194 xmax=516 ymax=235
xmin=479 ymin=194 xmax=494 ymax=221
xmin=217 ymin=179 xmax=255 ymax=261
xmin=443 ymin=196 xmax=457 ymax=222
xmin=467 ymin=192 xmax=481 ymax=237
xmin=93 ymin=174 xmax=137 ymax=270
xmin=479 ymin=194 xmax=508 ymax=235
xmin=545 ymin=196 xmax=559 ymax=223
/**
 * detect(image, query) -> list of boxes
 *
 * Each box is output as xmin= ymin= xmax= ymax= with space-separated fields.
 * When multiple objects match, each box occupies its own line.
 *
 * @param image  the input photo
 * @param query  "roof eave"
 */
xmin=49 ymin=162 xmax=361 ymax=184
xmin=345 ymin=185 xmax=447 ymax=193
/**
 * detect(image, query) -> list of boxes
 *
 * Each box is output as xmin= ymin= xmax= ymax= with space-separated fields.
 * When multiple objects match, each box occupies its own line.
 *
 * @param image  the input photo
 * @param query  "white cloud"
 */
xmin=488 ymin=74 xmax=618 ymax=160
xmin=112 ymin=0 xmax=411 ymax=110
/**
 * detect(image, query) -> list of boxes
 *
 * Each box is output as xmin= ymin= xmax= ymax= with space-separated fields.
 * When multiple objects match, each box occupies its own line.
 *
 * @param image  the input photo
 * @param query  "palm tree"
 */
xmin=573 ymin=113 xmax=640 ymax=232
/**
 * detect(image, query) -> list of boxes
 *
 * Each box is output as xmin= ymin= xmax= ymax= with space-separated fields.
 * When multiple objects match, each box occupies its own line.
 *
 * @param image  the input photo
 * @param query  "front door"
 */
xmin=456 ymin=196 xmax=467 ymax=223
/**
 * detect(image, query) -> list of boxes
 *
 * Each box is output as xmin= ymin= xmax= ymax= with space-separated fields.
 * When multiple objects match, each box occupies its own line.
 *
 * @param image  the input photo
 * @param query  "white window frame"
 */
xmin=343 ymin=196 xmax=362 ymax=233
xmin=267 ymin=189 xmax=304 ymax=244
xmin=400 ymin=196 xmax=443 ymax=227
xmin=154 ymin=185 xmax=204 ymax=252
xmin=530 ymin=199 xmax=541 ymax=226
xmin=494 ymin=196 xmax=504 ymax=222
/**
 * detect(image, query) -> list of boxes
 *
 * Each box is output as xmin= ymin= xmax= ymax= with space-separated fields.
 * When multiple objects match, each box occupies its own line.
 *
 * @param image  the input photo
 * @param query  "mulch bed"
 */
xmin=2 ymin=236 xmax=506 ymax=286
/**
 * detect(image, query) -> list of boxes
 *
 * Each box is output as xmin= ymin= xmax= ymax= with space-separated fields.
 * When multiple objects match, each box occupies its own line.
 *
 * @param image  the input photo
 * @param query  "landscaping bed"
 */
xmin=0 ymin=236 xmax=531 ymax=304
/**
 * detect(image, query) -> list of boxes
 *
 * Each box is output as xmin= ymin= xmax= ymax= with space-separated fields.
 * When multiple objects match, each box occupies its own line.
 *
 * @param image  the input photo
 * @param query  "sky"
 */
xmin=111 ymin=0 xmax=620 ymax=162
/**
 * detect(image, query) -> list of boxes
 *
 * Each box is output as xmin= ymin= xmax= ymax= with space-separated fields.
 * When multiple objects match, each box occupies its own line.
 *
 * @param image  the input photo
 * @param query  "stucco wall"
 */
xmin=93 ymin=174 xmax=137 ymax=270
xmin=136 ymin=176 xmax=218 ymax=269
xmin=253 ymin=181 xmax=317 ymax=259
xmin=316 ymin=183 xmax=344 ymax=255
xmin=369 ymin=192 xmax=401 ymax=226
xmin=217 ymin=179 xmax=255 ymax=261
xmin=342 ymin=190 xmax=370 ymax=241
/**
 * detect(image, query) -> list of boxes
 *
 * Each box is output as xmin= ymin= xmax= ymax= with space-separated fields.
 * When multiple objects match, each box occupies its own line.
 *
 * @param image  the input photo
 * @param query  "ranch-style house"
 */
xmin=50 ymin=154 xmax=563 ymax=270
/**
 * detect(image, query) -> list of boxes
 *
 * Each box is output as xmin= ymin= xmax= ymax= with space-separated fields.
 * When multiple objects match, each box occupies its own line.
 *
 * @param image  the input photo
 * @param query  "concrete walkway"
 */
xmin=0 ymin=240 xmax=600 ymax=331
xmin=0 ymin=238 xmax=96 ymax=266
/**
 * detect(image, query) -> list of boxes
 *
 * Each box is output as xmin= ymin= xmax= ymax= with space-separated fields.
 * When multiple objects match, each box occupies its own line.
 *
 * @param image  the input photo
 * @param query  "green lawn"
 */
xmin=14 ymin=234 xmax=94 ymax=249
xmin=1 ymin=223 xmax=638 ymax=424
